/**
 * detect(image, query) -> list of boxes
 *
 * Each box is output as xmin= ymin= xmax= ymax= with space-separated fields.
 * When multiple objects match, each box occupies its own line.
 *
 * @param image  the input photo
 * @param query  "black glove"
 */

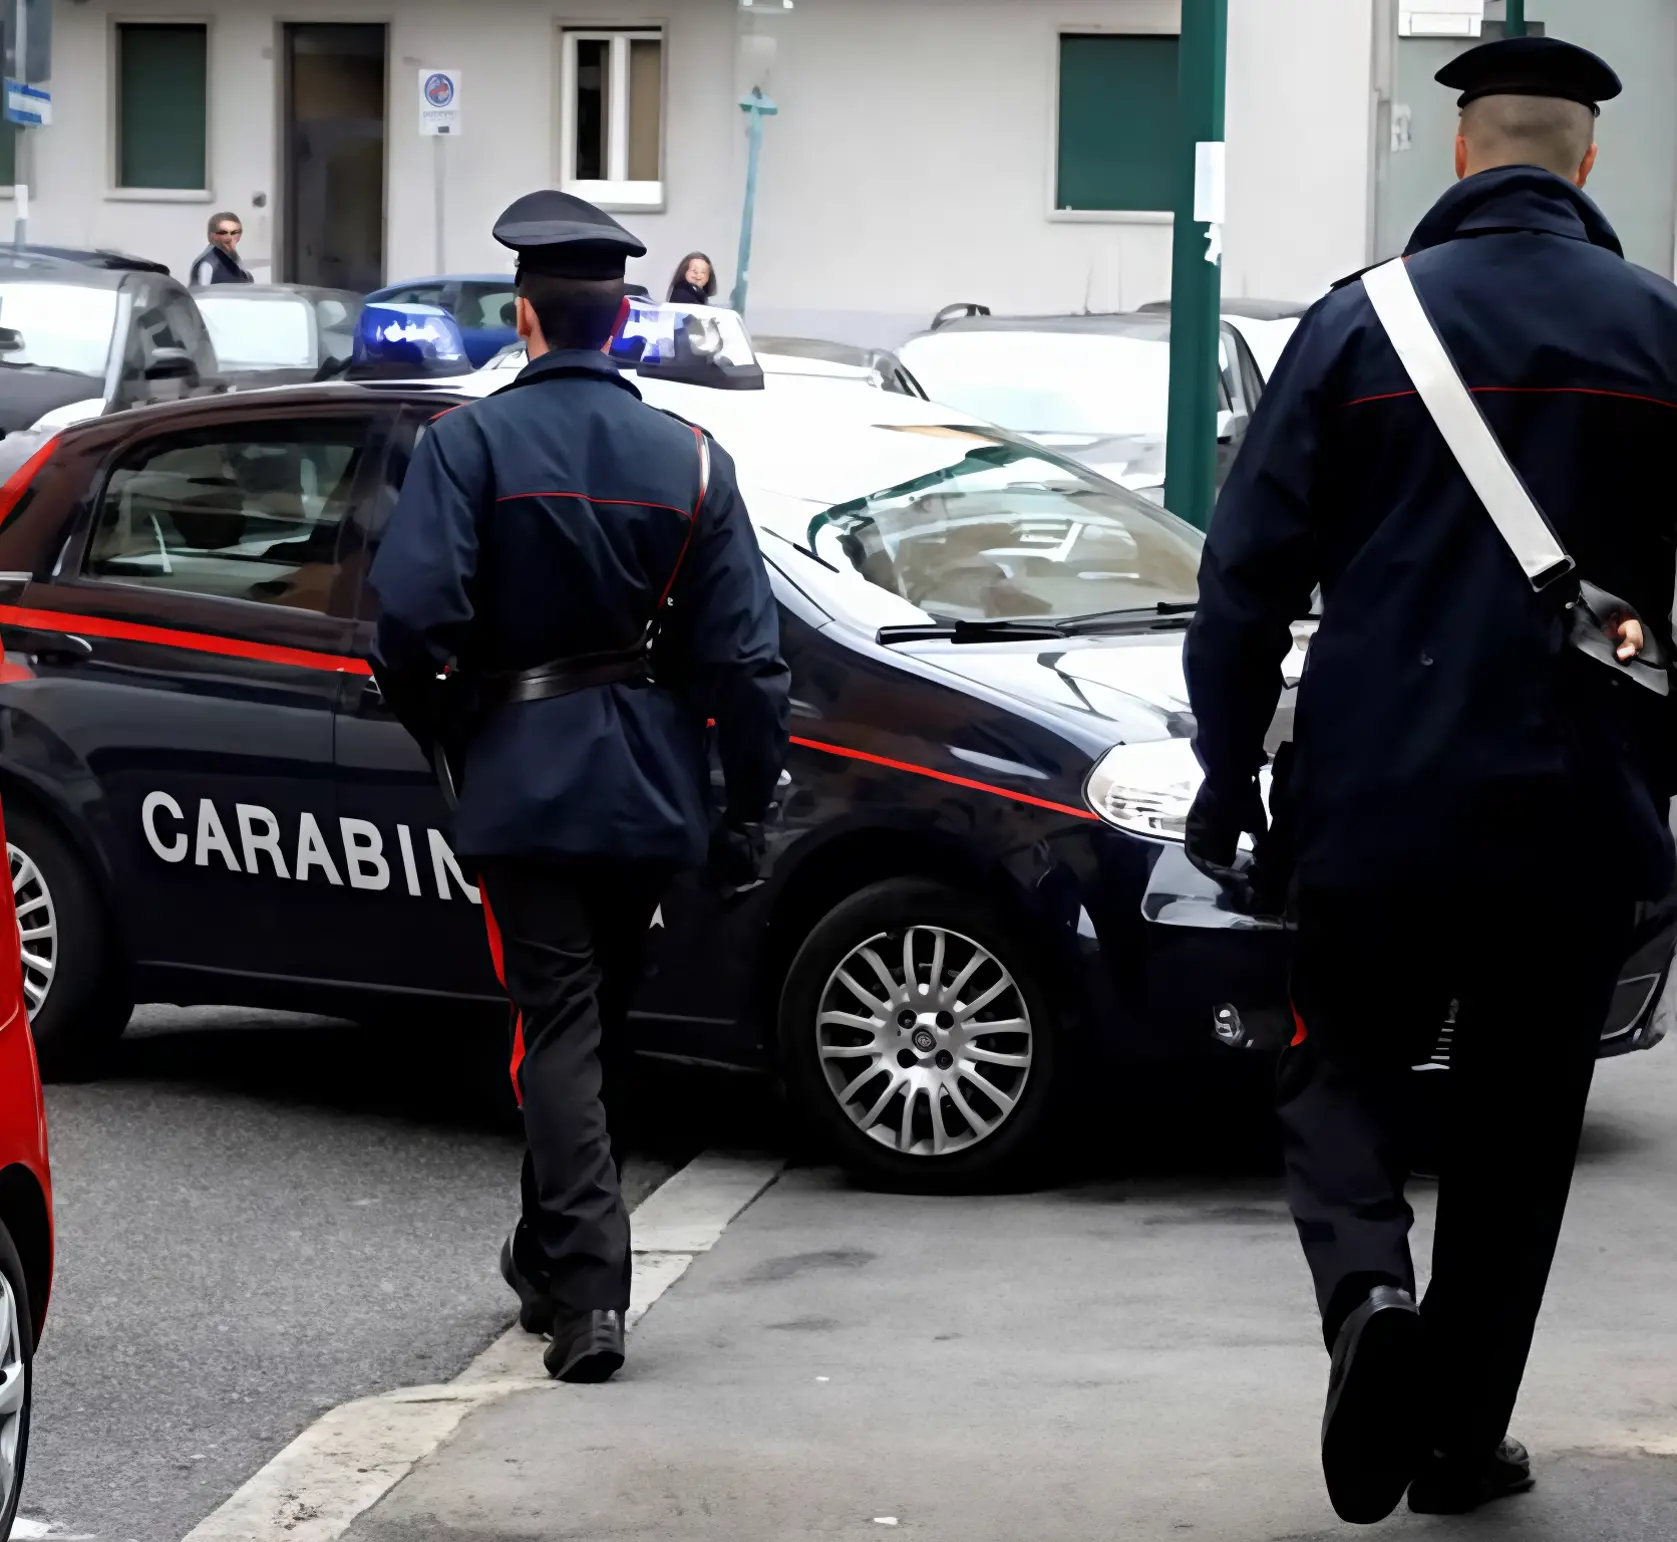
xmin=1184 ymin=776 xmax=1268 ymax=914
xmin=708 ymin=821 xmax=766 ymax=890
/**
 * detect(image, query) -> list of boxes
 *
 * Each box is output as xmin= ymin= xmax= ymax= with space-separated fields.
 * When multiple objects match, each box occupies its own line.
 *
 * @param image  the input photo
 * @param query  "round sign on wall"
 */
xmin=424 ymin=73 xmax=456 ymax=108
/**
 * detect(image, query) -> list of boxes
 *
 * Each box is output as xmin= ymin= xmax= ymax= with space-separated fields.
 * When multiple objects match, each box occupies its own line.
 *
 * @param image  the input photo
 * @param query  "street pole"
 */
xmin=432 ymin=134 xmax=445 ymax=275
xmin=730 ymin=86 xmax=777 ymax=316
xmin=11 ymin=0 xmax=26 ymax=252
xmin=1504 ymin=0 xmax=1527 ymax=38
xmin=1163 ymin=0 xmax=1228 ymax=532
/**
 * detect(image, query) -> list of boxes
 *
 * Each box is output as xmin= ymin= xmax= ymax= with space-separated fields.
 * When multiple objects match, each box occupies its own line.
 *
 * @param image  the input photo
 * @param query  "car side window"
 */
xmin=456 ymin=283 xmax=518 ymax=330
xmin=383 ymin=285 xmax=443 ymax=308
xmin=83 ymin=419 xmax=372 ymax=614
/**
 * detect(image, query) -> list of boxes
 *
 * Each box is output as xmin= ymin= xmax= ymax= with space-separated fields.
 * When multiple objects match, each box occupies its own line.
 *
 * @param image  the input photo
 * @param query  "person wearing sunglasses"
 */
xmin=190 ymin=211 xmax=253 ymax=289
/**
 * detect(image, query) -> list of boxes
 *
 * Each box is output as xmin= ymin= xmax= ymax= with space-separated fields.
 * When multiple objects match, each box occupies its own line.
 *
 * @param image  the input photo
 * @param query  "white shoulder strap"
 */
xmin=1360 ymin=258 xmax=1574 ymax=593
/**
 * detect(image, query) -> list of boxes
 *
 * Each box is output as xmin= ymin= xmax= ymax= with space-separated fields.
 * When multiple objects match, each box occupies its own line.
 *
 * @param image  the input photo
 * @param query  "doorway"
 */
xmin=283 ymin=24 xmax=387 ymax=292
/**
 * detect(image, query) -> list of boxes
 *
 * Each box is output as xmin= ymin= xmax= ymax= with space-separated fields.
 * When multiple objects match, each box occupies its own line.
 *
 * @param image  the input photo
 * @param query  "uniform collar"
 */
xmin=515 ymin=347 xmax=642 ymax=397
xmin=1404 ymin=165 xmax=1623 ymax=258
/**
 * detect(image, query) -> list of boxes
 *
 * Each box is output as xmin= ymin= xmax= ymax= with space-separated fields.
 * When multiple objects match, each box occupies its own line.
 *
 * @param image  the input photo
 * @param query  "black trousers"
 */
xmin=1279 ymin=888 xmax=1633 ymax=1463
xmin=477 ymin=857 xmax=673 ymax=1314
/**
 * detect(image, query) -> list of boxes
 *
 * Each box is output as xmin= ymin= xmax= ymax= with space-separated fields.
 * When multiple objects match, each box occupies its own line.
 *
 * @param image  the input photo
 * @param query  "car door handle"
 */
xmin=7 ymin=628 xmax=92 ymax=662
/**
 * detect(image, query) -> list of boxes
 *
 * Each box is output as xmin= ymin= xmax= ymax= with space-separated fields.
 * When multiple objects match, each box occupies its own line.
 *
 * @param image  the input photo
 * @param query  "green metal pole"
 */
xmin=730 ymin=88 xmax=778 ymax=317
xmin=1163 ymin=0 xmax=1228 ymax=532
xmin=1505 ymin=0 xmax=1527 ymax=37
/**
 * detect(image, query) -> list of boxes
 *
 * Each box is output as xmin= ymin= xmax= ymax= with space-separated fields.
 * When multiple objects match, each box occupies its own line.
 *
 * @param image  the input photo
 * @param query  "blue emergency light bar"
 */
xmin=348 ymin=302 xmax=471 ymax=380
xmin=606 ymin=299 xmax=764 ymax=391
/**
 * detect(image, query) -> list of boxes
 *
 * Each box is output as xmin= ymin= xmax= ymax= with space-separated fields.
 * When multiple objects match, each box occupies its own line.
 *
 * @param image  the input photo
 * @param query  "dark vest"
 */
xmin=190 ymin=245 xmax=252 ymax=287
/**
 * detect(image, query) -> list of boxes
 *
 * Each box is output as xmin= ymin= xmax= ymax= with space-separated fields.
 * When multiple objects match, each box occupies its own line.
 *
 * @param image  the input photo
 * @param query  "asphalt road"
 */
xmin=19 ymin=1005 xmax=779 ymax=1542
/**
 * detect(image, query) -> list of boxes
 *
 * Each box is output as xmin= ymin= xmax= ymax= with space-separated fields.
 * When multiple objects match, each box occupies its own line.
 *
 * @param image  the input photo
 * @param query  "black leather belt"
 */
xmin=476 ymin=641 xmax=651 ymax=708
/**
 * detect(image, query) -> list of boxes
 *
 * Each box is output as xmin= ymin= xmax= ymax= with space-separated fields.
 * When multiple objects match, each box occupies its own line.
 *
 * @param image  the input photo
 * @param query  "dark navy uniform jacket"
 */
xmin=1185 ymin=167 xmax=1677 ymax=897
xmin=370 ymin=348 xmax=791 ymax=865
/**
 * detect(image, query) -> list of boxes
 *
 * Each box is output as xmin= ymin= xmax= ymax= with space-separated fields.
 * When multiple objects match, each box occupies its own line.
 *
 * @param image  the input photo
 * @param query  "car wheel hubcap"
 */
xmin=816 ymin=924 xmax=1033 ymax=1157
xmin=9 ymin=845 xmax=56 ymax=1020
xmin=0 ymin=1271 xmax=24 ymax=1510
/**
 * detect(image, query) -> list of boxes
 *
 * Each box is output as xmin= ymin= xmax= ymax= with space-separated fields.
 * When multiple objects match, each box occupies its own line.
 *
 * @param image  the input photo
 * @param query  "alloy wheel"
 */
xmin=9 ymin=845 xmax=56 ymax=1020
xmin=0 ymin=1269 xmax=24 ymax=1516
xmin=815 ymin=924 xmax=1033 ymax=1157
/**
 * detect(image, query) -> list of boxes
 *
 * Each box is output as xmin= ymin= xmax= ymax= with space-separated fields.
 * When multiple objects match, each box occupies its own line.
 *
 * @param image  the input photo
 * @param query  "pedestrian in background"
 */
xmin=190 ymin=211 xmax=253 ymax=288
xmin=667 ymin=252 xmax=717 ymax=305
xmin=1181 ymin=35 xmax=1676 ymax=1526
xmin=369 ymin=191 xmax=789 ymax=1384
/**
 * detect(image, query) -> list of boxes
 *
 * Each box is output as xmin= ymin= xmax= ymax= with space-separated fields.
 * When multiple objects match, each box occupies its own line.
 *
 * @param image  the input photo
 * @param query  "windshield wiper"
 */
xmin=1059 ymin=601 xmax=1197 ymax=634
xmin=876 ymin=618 xmax=1072 ymax=645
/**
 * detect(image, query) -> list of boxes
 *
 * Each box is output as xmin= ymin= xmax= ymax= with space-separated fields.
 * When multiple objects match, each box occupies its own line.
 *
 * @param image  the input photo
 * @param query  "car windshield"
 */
xmin=782 ymin=429 xmax=1202 ymax=625
xmin=198 ymin=296 xmax=315 ymax=369
xmin=197 ymin=293 xmax=360 ymax=371
xmin=898 ymin=330 xmax=1228 ymax=438
xmin=0 ymin=283 xmax=118 ymax=377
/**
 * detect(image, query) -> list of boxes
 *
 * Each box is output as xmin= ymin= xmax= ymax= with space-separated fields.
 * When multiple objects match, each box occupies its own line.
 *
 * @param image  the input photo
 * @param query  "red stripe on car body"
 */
xmin=0 ymin=603 xmax=374 ymax=677
xmin=788 ymin=733 xmax=1098 ymax=821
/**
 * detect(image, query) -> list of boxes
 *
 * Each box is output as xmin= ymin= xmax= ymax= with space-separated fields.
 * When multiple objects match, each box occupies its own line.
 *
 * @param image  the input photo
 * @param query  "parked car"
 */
xmin=0 ymin=254 xmax=220 ymax=437
xmin=195 ymin=285 xmax=363 ymax=388
xmin=0 ymin=306 xmax=1666 ymax=1194
xmin=897 ymin=309 xmax=1266 ymax=503
xmin=0 ymin=790 xmax=54 ymax=1539
xmin=754 ymin=336 xmax=928 ymax=398
xmin=365 ymin=274 xmax=518 ymax=367
xmin=1139 ymin=297 xmax=1308 ymax=387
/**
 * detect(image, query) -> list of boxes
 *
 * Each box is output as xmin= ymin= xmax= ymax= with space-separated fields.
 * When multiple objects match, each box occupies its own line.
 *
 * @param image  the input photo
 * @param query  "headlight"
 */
xmin=1084 ymin=737 xmax=1269 ymax=847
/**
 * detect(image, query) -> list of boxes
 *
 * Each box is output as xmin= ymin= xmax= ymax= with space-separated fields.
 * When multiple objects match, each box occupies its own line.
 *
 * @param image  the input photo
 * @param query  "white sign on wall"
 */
xmin=1399 ymin=0 xmax=1483 ymax=38
xmin=418 ymin=69 xmax=463 ymax=136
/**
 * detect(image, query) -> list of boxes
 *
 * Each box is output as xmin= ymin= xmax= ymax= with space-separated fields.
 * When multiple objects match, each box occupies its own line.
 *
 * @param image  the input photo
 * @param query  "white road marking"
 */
xmin=176 ymin=1150 xmax=783 ymax=1542
xmin=13 ymin=1521 xmax=97 ymax=1540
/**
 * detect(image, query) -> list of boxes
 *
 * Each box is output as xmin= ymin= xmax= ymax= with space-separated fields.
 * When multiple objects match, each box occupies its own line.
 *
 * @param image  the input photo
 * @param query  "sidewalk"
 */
xmin=341 ymin=1061 xmax=1677 ymax=1542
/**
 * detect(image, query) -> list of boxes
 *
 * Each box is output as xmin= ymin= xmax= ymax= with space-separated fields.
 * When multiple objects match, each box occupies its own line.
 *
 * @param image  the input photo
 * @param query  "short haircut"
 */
xmin=516 ymin=270 xmax=625 ymax=351
xmin=208 ymin=211 xmax=242 ymax=237
xmin=1460 ymin=94 xmax=1595 ymax=178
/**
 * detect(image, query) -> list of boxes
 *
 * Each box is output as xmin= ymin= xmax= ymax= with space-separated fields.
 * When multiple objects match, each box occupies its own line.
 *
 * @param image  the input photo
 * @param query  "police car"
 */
xmin=0 ymin=300 xmax=1668 ymax=1190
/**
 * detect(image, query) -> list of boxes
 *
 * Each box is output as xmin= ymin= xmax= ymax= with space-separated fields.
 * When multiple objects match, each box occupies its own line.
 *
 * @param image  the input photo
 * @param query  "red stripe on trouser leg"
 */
xmin=480 ymin=887 xmax=526 ymax=1106
xmin=1290 ymin=1004 xmax=1309 ymax=1047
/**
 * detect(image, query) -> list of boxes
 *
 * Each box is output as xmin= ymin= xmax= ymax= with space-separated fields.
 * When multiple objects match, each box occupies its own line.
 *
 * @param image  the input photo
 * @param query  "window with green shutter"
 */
xmin=1056 ymin=33 xmax=1180 ymax=214
xmin=117 ymin=23 xmax=208 ymax=190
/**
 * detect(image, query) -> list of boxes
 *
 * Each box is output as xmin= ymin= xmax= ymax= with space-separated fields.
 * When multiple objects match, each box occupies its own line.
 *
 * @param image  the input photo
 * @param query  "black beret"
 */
xmin=492 ymin=190 xmax=647 ymax=280
xmin=1436 ymin=36 xmax=1622 ymax=116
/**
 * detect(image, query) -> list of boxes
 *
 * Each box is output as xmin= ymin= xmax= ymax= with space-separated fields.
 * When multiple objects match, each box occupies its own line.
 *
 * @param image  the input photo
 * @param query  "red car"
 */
xmin=0 ymin=794 xmax=52 ymax=1536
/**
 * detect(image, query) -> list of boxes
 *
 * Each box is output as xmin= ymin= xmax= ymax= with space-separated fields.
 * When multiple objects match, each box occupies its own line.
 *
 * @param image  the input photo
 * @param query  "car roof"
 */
xmin=1141 ymin=297 xmax=1309 ymax=321
xmin=14 ymin=245 xmax=171 ymax=276
xmin=0 ymin=257 xmax=135 ymax=290
xmin=198 ymin=283 xmax=361 ymax=304
xmin=370 ymin=274 xmax=511 ymax=290
xmin=914 ymin=311 xmax=1177 ymax=343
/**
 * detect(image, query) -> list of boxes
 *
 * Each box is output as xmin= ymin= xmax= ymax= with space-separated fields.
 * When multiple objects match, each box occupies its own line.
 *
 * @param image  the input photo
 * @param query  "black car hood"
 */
xmin=895 ymin=629 xmax=1307 ymax=752
xmin=0 ymin=368 xmax=106 ymax=435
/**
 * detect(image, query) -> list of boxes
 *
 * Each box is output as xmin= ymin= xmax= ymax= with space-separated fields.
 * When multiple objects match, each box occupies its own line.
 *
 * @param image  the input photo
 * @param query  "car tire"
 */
xmin=0 ymin=1221 xmax=33 ymax=1539
xmin=6 ymin=806 xmax=131 ymax=1082
xmin=779 ymin=878 xmax=1060 ymax=1193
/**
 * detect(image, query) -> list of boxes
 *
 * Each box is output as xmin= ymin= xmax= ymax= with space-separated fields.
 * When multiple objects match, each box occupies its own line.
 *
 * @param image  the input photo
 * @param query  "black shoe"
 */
xmin=499 ymin=1232 xmax=558 ymax=1336
xmin=1408 ymin=1437 xmax=1534 ymax=1514
xmin=1321 ymin=1285 xmax=1425 ymax=1524
xmin=544 ymin=1308 xmax=626 ymax=1383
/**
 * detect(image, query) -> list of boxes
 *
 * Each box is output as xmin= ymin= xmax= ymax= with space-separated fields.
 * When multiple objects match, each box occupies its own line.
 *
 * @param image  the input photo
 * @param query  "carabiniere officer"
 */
xmin=369 ymin=192 xmax=791 ymax=1383
xmin=1182 ymin=35 xmax=1677 ymax=1525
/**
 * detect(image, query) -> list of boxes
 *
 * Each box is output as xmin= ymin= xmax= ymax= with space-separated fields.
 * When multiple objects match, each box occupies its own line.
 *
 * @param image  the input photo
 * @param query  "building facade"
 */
xmin=8 ymin=1 xmax=1664 ymax=347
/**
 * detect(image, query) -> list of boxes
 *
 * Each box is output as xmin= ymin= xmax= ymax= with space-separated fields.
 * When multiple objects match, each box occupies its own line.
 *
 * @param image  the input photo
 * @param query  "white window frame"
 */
xmin=107 ymin=15 xmax=216 ymax=202
xmin=557 ymin=25 xmax=665 ymax=212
